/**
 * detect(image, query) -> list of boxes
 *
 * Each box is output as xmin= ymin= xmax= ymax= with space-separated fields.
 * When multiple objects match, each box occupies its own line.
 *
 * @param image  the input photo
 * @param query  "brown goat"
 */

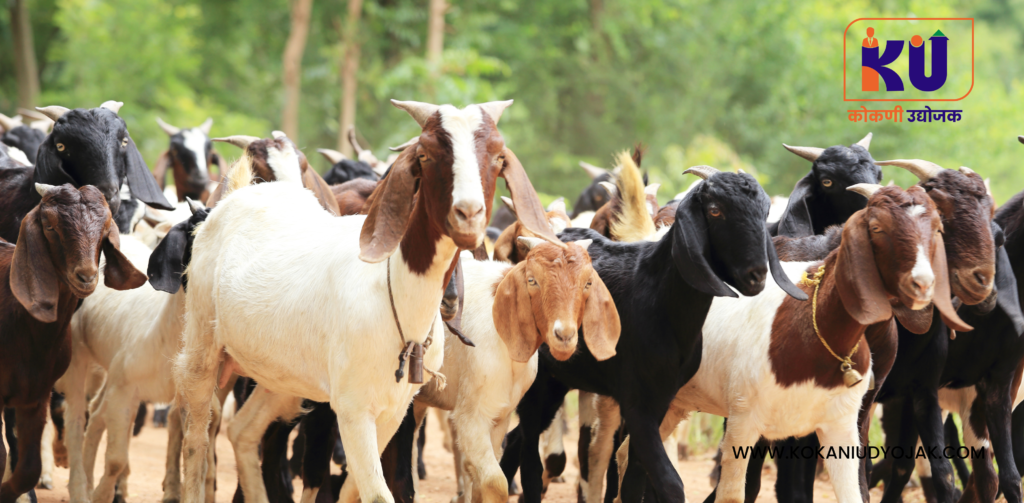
xmin=332 ymin=178 xmax=379 ymax=216
xmin=0 ymin=184 xmax=146 ymax=503
xmin=493 ymin=197 xmax=571 ymax=263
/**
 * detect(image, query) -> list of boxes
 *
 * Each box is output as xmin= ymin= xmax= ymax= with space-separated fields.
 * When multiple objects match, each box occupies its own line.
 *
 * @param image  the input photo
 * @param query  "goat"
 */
xmin=492 ymin=197 xmax=571 ymax=263
xmin=331 ymin=178 xmax=379 ymax=216
xmin=0 ymin=113 xmax=48 ymax=165
xmin=571 ymin=161 xmax=616 ymax=219
xmin=173 ymin=100 xmax=559 ymax=503
xmin=771 ymin=133 xmax=881 ymax=237
xmin=0 ymin=102 xmax=173 ymax=244
xmin=151 ymin=117 xmax=225 ymax=203
xmin=0 ymin=183 xmax=147 ymax=503
xmin=317 ymin=147 xmax=380 ymax=185
xmin=501 ymin=163 xmax=808 ymax=503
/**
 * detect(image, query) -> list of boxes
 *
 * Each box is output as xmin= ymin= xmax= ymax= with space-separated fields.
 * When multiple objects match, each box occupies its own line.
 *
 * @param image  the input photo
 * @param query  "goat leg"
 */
xmin=0 ymin=404 xmax=46 ymax=503
xmin=980 ymin=377 xmax=1022 ymax=503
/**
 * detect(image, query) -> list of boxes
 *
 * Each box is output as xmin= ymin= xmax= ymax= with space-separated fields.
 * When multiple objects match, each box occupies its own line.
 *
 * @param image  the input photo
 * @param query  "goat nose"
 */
xmin=554 ymin=326 xmax=577 ymax=343
xmin=453 ymin=200 xmax=484 ymax=223
xmin=744 ymin=267 xmax=767 ymax=287
xmin=972 ymin=270 xmax=991 ymax=288
xmin=76 ymin=270 xmax=97 ymax=284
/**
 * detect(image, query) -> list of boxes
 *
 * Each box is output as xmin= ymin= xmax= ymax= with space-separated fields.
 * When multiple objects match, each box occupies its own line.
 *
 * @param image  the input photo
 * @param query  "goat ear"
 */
xmin=671 ymin=189 xmax=737 ymax=298
xmin=892 ymin=303 xmax=934 ymax=334
xmin=359 ymin=146 xmax=420 ymax=263
xmin=500 ymin=148 xmax=562 ymax=247
xmin=124 ymin=136 xmax=174 ymax=211
xmin=32 ymin=140 xmax=77 ymax=187
xmin=766 ymin=228 xmax=808 ymax=300
xmin=147 ymin=220 xmax=189 ymax=294
xmin=929 ymin=233 xmax=972 ymax=332
xmin=101 ymin=223 xmax=147 ymax=291
xmin=151 ymin=151 xmax=171 ymax=190
xmin=775 ymin=174 xmax=815 ymax=238
xmin=491 ymin=224 xmax=519 ymax=263
xmin=10 ymin=207 xmax=60 ymax=322
xmin=492 ymin=264 xmax=541 ymax=362
xmin=995 ymin=244 xmax=1024 ymax=336
xmin=835 ymin=210 xmax=892 ymax=325
xmin=300 ymin=167 xmax=342 ymax=216
xmin=582 ymin=270 xmax=620 ymax=361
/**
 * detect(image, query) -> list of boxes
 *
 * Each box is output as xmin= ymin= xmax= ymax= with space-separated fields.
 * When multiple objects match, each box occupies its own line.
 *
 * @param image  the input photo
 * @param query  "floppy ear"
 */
xmin=151 ymin=151 xmax=171 ymax=189
xmin=124 ymin=136 xmax=174 ymax=210
xmin=775 ymin=174 xmax=816 ymax=238
xmin=300 ymin=167 xmax=342 ymax=216
xmin=492 ymin=264 xmax=541 ymax=362
xmin=835 ymin=210 xmax=892 ymax=325
xmin=101 ymin=223 xmax=147 ymax=291
xmin=32 ymin=141 xmax=77 ymax=187
xmin=147 ymin=220 xmax=189 ymax=294
xmin=892 ymin=303 xmax=934 ymax=334
xmin=10 ymin=207 xmax=60 ymax=322
xmin=582 ymin=271 xmax=620 ymax=361
xmin=492 ymin=224 xmax=520 ymax=263
xmin=929 ymin=232 xmax=972 ymax=332
xmin=671 ymin=188 xmax=737 ymax=298
xmin=766 ymin=228 xmax=809 ymax=300
xmin=359 ymin=146 xmax=420 ymax=263
xmin=995 ymin=244 xmax=1024 ymax=335
xmin=500 ymin=148 xmax=562 ymax=246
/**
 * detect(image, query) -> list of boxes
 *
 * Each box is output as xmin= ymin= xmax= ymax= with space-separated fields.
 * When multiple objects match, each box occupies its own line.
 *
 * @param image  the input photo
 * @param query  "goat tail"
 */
xmin=226 ymin=151 xmax=255 ymax=194
xmin=610 ymin=151 xmax=656 ymax=243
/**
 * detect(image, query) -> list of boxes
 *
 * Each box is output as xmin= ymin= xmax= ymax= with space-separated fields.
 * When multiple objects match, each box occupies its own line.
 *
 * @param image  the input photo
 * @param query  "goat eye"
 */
xmin=822 ymin=179 xmax=833 ymax=188
xmin=121 ymin=138 xmax=129 ymax=148
xmin=527 ymin=277 xmax=537 ymax=286
xmin=871 ymin=226 xmax=882 ymax=233
xmin=708 ymin=207 xmax=722 ymax=218
xmin=56 ymin=143 xmax=65 ymax=152
xmin=585 ymin=281 xmax=592 ymax=290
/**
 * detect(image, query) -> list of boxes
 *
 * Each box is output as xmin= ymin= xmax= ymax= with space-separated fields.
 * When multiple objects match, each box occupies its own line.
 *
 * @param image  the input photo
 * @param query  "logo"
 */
xmin=844 ymin=18 xmax=973 ymax=102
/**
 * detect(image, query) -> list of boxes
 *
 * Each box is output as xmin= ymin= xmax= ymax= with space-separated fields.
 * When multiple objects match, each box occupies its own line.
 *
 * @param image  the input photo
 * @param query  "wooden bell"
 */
xmin=408 ymin=342 xmax=424 ymax=384
xmin=841 ymin=362 xmax=863 ymax=388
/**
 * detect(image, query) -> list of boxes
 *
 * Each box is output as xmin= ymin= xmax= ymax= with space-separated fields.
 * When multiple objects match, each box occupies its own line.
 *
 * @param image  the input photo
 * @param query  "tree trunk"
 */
xmin=9 ymin=0 xmax=40 ymax=109
xmin=426 ymin=0 xmax=446 ymax=65
xmin=337 ymin=0 xmax=363 ymax=156
xmin=282 ymin=0 xmax=314 ymax=142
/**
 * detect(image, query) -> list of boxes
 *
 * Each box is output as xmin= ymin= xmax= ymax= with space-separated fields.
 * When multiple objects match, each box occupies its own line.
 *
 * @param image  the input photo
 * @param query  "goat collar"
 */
xmin=801 ymin=264 xmax=866 ymax=389
xmin=387 ymin=256 xmax=447 ymax=389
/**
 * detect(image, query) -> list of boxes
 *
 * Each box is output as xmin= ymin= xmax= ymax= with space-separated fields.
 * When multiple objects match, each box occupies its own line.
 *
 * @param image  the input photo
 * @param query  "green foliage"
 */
xmin=3 ymin=0 xmax=1023 ymax=204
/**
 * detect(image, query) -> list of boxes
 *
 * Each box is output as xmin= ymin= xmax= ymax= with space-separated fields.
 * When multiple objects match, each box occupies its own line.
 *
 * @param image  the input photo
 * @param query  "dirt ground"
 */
xmin=33 ymin=408 xmax=925 ymax=503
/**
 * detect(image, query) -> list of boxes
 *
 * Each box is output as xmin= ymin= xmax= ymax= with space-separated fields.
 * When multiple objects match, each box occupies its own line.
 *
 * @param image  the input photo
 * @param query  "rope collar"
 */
xmin=387 ymin=256 xmax=446 ymax=390
xmin=800 ymin=264 xmax=865 ymax=389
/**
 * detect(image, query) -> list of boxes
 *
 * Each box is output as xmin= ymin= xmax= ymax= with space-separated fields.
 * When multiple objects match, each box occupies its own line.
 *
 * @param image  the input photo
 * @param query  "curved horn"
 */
xmin=500 ymin=196 xmax=516 ymax=213
xmin=388 ymin=137 xmax=419 ymax=152
xmin=598 ymin=181 xmax=618 ymax=198
xmin=213 ymin=135 xmax=260 ymax=150
xmin=271 ymin=130 xmax=288 ymax=140
xmin=517 ymin=236 xmax=546 ymax=251
xmin=579 ymin=161 xmax=609 ymax=180
xmin=186 ymin=197 xmax=203 ymax=215
xmin=318 ymin=148 xmax=347 ymax=165
xmin=100 ymin=101 xmax=124 ymax=114
xmin=390 ymin=99 xmax=440 ymax=129
xmin=35 ymin=106 xmax=70 ymax=122
xmin=847 ymin=183 xmax=884 ymax=199
xmin=17 ymin=108 xmax=47 ymax=122
xmin=875 ymin=159 xmax=945 ymax=182
xmin=855 ymin=132 xmax=872 ymax=150
xmin=573 ymin=239 xmax=593 ymax=251
xmin=29 ymin=119 xmax=52 ymax=133
xmin=644 ymin=183 xmax=661 ymax=197
xmin=155 ymin=117 xmax=181 ymax=136
xmin=547 ymin=197 xmax=566 ymax=213
xmin=984 ymin=178 xmax=992 ymax=197
xmin=683 ymin=165 xmax=721 ymax=180
xmin=782 ymin=143 xmax=825 ymax=163
xmin=35 ymin=183 xmax=58 ymax=197
xmin=959 ymin=166 xmax=977 ymax=177
xmin=478 ymin=100 xmax=514 ymax=125
xmin=197 ymin=117 xmax=214 ymax=135
xmin=0 ymin=113 xmax=22 ymax=131
xmin=348 ymin=127 xmax=366 ymax=155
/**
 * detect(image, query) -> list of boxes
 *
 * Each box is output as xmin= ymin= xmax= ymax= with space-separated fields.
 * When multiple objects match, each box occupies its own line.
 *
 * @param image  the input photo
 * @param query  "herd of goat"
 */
xmin=0 ymin=99 xmax=1023 ymax=503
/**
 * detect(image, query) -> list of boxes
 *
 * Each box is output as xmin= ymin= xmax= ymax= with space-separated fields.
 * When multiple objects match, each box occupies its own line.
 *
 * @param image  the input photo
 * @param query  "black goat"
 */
xmin=501 ymin=166 xmax=807 ymax=502
xmin=0 ymin=113 xmax=47 ymax=165
xmin=771 ymin=133 xmax=881 ymax=237
xmin=0 ymin=102 xmax=173 ymax=243
xmin=152 ymin=117 xmax=224 ymax=203
xmin=317 ymin=148 xmax=380 ymax=185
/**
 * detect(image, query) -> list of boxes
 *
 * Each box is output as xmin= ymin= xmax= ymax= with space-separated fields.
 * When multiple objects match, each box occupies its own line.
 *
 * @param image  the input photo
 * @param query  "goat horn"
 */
xmin=579 ymin=161 xmax=609 ymax=180
xmin=1018 ymin=135 xmax=1024 ymax=145
xmin=186 ymin=197 xmax=203 ymax=215
xmin=30 ymin=119 xmax=52 ymax=133
xmin=875 ymin=159 xmax=945 ymax=181
xmin=198 ymin=117 xmax=213 ymax=135
xmin=348 ymin=127 xmax=366 ymax=155
xmin=683 ymin=165 xmax=721 ymax=180
xmin=598 ymin=181 xmax=618 ymax=197
xmin=573 ymin=239 xmax=593 ymax=251
xmin=985 ymin=178 xmax=992 ymax=197
xmin=213 ymin=135 xmax=260 ymax=150
xmin=478 ymin=100 xmax=514 ymax=125
xmin=391 ymin=99 xmax=440 ymax=129
xmin=17 ymin=108 xmax=47 ymax=122
xmin=645 ymin=183 xmax=661 ymax=197
xmin=959 ymin=166 xmax=977 ymax=177
xmin=517 ymin=236 xmax=546 ymax=251
xmin=547 ymin=197 xmax=566 ymax=214
xmin=35 ymin=106 xmax=70 ymax=122
xmin=100 ymin=101 xmax=124 ymax=114
xmin=35 ymin=183 xmax=58 ymax=197
xmin=737 ymin=168 xmax=746 ymax=174
xmin=156 ymin=117 xmax=181 ymax=136
xmin=855 ymin=132 xmax=872 ymax=151
xmin=782 ymin=144 xmax=825 ymax=163
xmin=318 ymin=148 xmax=346 ymax=164
xmin=271 ymin=130 xmax=288 ymax=140
xmin=389 ymin=137 xmax=419 ymax=152
xmin=0 ymin=113 xmax=22 ymax=131
xmin=887 ymin=179 xmax=896 ymax=186
xmin=501 ymin=196 xmax=516 ymax=214
xmin=847 ymin=183 xmax=884 ymax=199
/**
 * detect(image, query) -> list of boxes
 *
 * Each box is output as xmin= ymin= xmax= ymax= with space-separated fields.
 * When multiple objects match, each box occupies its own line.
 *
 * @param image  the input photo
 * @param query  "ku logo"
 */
xmin=862 ymin=27 xmax=948 ymax=92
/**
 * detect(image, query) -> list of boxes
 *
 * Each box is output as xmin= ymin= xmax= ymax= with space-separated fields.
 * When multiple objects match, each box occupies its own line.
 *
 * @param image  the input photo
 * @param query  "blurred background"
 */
xmin=1 ymin=0 xmax=1021 ymax=207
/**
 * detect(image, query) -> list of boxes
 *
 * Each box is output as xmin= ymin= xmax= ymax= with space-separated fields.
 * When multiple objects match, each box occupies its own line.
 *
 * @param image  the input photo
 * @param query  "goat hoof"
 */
xmin=544 ymin=452 xmax=567 ymax=478
xmin=113 ymin=494 xmax=127 ymax=503
xmin=36 ymin=476 xmax=53 ymax=490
